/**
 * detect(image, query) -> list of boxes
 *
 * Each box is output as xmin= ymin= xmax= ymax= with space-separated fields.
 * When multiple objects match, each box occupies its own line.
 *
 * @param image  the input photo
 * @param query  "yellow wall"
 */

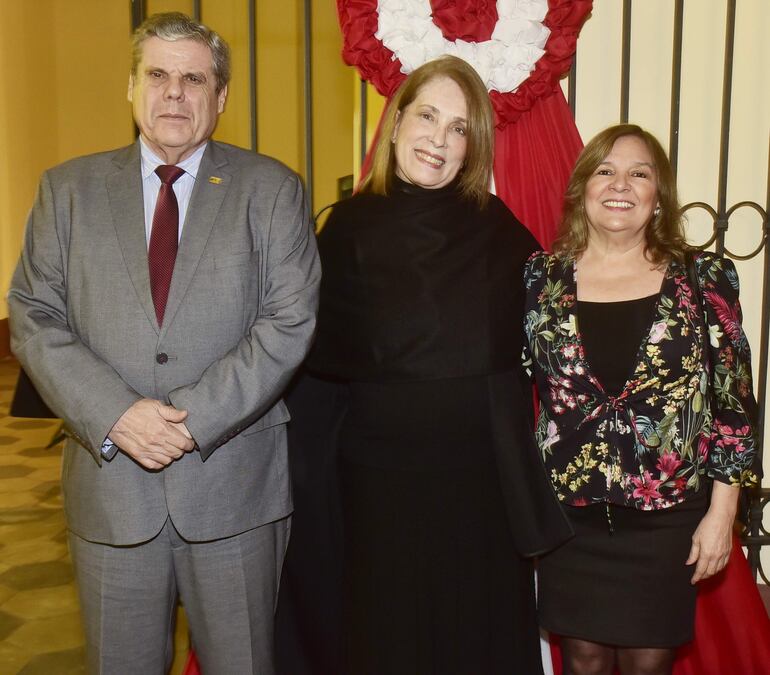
xmin=0 ymin=0 xmax=132 ymax=319
xmin=256 ymin=2 xmax=304 ymax=173
xmin=147 ymin=0 xmax=193 ymax=15
xmin=0 ymin=2 xmax=54 ymax=320
xmin=50 ymin=1 xmax=134 ymax=159
xmin=200 ymin=0 xmax=254 ymax=152
xmin=353 ymin=82 xmax=387 ymax=185
xmin=141 ymin=0 xmax=353 ymax=213
xmin=310 ymin=1 xmax=354 ymax=214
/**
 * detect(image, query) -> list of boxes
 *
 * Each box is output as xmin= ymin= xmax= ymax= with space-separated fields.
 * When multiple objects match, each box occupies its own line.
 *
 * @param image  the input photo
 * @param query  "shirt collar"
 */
xmin=139 ymin=138 xmax=208 ymax=181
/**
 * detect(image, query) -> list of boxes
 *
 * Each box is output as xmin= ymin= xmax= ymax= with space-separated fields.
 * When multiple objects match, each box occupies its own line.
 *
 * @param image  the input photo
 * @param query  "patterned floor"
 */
xmin=0 ymin=357 xmax=190 ymax=674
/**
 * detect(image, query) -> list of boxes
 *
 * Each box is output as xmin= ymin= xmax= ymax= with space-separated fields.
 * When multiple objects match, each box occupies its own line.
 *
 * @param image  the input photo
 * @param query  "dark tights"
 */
xmin=562 ymin=637 xmax=676 ymax=675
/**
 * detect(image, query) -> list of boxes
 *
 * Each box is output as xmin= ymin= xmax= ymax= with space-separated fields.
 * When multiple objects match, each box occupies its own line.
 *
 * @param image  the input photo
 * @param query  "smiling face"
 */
xmin=392 ymin=76 xmax=468 ymax=190
xmin=584 ymin=135 xmax=659 ymax=240
xmin=128 ymin=36 xmax=227 ymax=164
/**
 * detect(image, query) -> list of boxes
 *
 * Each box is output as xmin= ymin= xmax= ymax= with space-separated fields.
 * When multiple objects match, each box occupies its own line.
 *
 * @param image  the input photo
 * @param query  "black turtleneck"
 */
xmin=309 ymin=177 xmax=540 ymax=382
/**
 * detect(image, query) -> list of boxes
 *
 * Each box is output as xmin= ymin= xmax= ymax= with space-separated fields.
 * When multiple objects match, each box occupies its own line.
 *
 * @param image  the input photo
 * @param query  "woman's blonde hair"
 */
xmin=359 ymin=55 xmax=494 ymax=207
xmin=553 ymin=123 xmax=688 ymax=263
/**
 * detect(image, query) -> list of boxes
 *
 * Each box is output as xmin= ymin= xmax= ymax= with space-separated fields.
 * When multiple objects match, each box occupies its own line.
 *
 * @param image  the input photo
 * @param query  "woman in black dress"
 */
xmin=277 ymin=55 xmax=570 ymax=675
xmin=524 ymin=124 xmax=759 ymax=675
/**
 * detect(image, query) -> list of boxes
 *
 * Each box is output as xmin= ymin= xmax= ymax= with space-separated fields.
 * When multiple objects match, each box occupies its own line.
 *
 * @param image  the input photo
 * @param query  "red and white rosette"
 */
xmin=337 ymin=0 xmax=592 ymax=128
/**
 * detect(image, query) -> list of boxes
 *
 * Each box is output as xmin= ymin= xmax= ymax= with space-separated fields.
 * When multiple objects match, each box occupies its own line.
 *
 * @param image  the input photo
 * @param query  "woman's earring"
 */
xmin=654 ymin=206 xmax=661 ymax=217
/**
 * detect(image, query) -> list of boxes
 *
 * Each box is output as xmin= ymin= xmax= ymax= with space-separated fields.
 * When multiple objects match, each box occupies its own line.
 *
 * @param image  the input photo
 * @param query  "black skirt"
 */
xmin=537 ymin=490 xmax=709 ymax=648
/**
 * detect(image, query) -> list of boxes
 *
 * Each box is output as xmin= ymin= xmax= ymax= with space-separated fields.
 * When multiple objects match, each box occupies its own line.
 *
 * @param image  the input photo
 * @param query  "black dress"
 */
xmin=275 ymin=178 xmax=572 ymax=675
xmin=338 ymin=378 xmax=539 ymax=674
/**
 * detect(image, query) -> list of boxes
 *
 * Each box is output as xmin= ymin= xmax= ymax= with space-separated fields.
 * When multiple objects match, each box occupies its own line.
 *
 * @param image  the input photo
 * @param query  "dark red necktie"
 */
xmin=148 ymin=165 xmax=185 ymax=326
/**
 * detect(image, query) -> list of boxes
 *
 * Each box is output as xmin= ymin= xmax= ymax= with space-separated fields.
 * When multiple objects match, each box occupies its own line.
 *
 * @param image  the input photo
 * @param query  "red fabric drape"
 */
xmin=357 ymin=107 xmax=386 ymax=191
xmin=674 ymin=538 xmax=770 ymax=675
xmin=183 ymin=651 xmax=201 ymax=675
xmin=492 ymin=87 xmax=582 ymax=248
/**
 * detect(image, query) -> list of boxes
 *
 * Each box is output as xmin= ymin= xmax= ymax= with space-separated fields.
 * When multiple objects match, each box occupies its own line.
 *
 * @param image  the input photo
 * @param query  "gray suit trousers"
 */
xmin=69 ymin=516 xmax=291 ymax=675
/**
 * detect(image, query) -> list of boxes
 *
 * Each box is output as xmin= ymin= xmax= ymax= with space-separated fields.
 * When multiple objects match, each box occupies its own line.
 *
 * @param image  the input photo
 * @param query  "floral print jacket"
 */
xmin=523 ymin=251 xmax=758 ymax=510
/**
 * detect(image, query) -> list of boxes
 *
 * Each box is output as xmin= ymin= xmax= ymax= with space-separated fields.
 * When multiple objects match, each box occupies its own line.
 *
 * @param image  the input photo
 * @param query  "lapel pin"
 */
xmin=208 ymin=176 xmax=223 ymax=185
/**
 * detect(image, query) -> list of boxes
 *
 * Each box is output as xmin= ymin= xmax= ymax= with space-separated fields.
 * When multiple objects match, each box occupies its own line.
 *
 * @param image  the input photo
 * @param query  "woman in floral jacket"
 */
xmin=524 ymin=124 xmax=758 ymax=675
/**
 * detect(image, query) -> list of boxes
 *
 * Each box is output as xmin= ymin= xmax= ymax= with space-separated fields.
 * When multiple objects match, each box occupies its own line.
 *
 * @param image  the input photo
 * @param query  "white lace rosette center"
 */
xmin=375 ymin=0 xmax=551 ymax=93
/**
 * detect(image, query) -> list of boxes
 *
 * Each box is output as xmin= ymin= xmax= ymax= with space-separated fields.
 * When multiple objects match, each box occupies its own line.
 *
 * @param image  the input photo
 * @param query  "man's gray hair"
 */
xmin=131 ymin=12 xmax=231 ymax=93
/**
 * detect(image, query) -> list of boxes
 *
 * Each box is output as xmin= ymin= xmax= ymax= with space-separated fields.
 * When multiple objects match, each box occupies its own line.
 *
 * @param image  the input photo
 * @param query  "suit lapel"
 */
xmin=161 ymin=141 xmax=232 ymax=331
xmin=106 ymin=143 xmax=160 ymax=332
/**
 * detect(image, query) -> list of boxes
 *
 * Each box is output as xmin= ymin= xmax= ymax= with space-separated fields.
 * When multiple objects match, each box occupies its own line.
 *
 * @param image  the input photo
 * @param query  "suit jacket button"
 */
xmin=156 ymin=353 xmax=168 ymax=365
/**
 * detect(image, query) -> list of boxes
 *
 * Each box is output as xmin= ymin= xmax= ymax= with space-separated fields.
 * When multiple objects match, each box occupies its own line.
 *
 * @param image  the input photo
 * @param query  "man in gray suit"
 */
xmin=8 ymin=12 xmax=319 ymax=674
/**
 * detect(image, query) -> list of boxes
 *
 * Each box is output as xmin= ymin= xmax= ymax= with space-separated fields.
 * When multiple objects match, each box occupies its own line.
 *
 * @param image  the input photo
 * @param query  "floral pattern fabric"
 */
xmin=523 ymin=251 xmax=758 ymax=510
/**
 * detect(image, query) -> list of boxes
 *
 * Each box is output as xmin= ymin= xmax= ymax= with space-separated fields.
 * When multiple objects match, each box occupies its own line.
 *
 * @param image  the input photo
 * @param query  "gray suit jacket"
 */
xmin=8 ymin=140 xmax=320 ymax=546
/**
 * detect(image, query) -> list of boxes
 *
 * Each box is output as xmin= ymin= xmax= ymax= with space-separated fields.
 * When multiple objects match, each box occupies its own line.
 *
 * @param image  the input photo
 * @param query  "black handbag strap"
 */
xmin=685 ymin=249 xmax=709 ymax=362
xmin=685 ymin=249 xmax=704 ymax=315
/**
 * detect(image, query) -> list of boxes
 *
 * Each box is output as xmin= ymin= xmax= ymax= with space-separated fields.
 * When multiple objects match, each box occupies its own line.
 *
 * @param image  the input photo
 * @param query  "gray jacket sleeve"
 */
xmin=8 ymin=171 xmax=142 ymax=462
